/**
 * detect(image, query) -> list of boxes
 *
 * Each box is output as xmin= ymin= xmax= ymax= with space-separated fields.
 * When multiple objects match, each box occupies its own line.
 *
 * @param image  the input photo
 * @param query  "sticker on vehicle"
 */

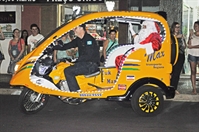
xmin=126 ymin=75 xmax=135 ymax=80
xmin=118 ymin=84 xmax=126 ymax=90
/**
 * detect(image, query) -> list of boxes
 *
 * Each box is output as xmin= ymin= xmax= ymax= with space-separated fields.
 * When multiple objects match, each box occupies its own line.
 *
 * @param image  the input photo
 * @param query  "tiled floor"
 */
xmin=178 ymin=78 xmax=199 ymax=94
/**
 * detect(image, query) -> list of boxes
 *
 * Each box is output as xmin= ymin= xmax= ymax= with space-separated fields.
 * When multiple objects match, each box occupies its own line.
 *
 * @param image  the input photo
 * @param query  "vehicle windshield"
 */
xmin=34 ymin=14 xmax=166 ymax=63
xmin=35 ymin=15 xmax=83 ymax=48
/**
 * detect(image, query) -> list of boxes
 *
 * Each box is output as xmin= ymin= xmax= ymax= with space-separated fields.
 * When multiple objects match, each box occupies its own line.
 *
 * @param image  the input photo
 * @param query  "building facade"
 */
xmin=0 ymin=0 xmax=198 ymax=74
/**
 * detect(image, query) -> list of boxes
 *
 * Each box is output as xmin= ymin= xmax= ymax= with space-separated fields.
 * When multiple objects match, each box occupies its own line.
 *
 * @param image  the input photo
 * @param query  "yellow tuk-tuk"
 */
xmin=10 ymin=11 xmax=178 ymax=116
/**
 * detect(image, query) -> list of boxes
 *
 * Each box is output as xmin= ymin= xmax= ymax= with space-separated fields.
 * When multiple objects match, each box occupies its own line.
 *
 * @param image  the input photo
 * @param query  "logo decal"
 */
xmin=118 ymin=84 xmax=126 ymax=90
xmin=87 ymin=41 xmax=92 ymax=45
xmin=36 ymin=79 xmax=42 ymax=85
xmin=126 ymin=75 xmax=135 ymax=80
xmin=107 ymin=79 xmax=116 ymax=84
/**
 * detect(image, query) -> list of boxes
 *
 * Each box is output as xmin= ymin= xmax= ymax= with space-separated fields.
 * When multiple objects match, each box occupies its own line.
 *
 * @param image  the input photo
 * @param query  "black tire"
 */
xmin=18 ymin=88 xmax=49 ymax=114
xmin=131 ymin=86 xmax=164 ymax=116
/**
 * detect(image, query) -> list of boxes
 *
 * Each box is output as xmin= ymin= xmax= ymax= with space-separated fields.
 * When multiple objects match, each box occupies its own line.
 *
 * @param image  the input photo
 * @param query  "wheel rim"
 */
xmin=138 ymin=91 xmax=160 ymax=113
xmin=23 ymin=90 xmax=47 ymax=112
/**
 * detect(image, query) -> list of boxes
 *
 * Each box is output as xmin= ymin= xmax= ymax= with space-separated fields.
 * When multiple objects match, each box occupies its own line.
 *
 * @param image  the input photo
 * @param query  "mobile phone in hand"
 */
xmin=190 ymin=29 xmax=194 ymax=35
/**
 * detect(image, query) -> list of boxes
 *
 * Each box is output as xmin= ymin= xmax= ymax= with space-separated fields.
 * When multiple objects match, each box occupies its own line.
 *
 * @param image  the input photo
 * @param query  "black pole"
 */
xmin=138 ymin=0 xmax=143 ymax=11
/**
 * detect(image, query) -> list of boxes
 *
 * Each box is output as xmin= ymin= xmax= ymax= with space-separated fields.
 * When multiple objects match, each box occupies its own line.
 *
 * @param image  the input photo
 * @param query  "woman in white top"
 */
xmin=187 ymin=21 xmax=199 ymax=95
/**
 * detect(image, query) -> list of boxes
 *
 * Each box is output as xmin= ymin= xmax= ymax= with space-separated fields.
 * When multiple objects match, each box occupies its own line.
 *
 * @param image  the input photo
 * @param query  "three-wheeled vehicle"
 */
xmin=10 ymin=11 xmax=178 ymax=116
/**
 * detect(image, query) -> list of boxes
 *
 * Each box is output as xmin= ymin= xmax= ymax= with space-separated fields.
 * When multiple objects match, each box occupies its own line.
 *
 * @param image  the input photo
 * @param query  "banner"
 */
xmin=0 ymin=0 xmax=105 ymax=4
xmin=0 ymin=12 xmax=15 ymax=23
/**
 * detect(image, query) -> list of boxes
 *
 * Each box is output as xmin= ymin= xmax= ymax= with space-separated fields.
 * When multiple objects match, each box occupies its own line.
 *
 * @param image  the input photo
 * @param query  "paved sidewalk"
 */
xmin=170 ymin=94 xmax=199 ymax=102
xmin=0 ymin=88 xmax=22 ymax=95
xmin=0 ymin=74 xmax=198 ymax=102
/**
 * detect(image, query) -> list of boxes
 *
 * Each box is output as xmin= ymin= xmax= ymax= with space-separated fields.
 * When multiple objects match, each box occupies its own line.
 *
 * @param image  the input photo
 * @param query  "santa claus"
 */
xmin=129 ymin=20 xmax=162 ymax=55
xmin=114 ymin=20 xmax=162 ymax=70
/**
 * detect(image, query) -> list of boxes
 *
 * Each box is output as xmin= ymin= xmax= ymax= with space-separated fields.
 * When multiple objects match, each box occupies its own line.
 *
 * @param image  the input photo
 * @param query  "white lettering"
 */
xmin=80 ymin=93 xmax=102 ymax=97
xmin=14 ymin=0 xmax=36 ymax=1
xmin=0 ymin=0 xmax=104 ymax=3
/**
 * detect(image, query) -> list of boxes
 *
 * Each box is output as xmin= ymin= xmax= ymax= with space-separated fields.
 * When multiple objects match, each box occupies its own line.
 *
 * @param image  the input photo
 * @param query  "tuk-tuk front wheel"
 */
xmin=131 ymin=86 xmax=164 ymax=116
xmin=18 ymin=88 xmax=49 ymax=114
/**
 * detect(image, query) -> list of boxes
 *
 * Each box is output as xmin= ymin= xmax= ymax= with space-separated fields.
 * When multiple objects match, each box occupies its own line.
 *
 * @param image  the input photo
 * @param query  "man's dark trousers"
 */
xmin=64 ymin=62 xmax=98 ymax=91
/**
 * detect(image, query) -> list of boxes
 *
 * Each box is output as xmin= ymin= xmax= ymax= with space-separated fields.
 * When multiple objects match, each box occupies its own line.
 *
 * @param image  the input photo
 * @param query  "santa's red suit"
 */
xmin=115 ymin=21 xmax=162 ymax=69
xmin=133 ymin=21 xmax=162 ymax=54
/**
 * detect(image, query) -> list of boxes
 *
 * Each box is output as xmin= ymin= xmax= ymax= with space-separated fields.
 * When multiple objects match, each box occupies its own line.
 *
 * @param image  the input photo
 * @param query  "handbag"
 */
xmin=100 ymin=41 xmax=116 ymax=63
xmin=179 ymin=37 xmax=186 ymax=54
xmin=0 ymin=51 xmax=4 ymax=60
xmin=7 ymin=60 xmax=17 ymax=74
xmin=18 ymin=38 xmax=25 ymax=60
xmin=100 ymin=55 xmax=105 ymax=63
xmin=0 ymin=44 xmax=4 ymax=60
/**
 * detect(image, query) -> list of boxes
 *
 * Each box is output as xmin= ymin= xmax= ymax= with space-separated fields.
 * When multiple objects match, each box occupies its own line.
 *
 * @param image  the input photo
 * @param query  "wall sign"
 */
xmin=0 ymin=12 xmax=15 ymax=23
xmin=0 ymin=0 xmax=105 ymax=4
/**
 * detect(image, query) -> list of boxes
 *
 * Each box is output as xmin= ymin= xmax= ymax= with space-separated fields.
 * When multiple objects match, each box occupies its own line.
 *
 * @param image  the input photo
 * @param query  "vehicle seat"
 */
xmin=84 ymin=71 xmax=100 ymax=78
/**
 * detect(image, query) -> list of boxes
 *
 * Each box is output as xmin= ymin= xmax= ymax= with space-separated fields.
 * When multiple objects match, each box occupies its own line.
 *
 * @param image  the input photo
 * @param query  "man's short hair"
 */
xmin=79 ymin=24 xmax=86 ymax=31
xmin=30 ymin=23 xmax=41 ymax=33
xmin=30 ymin=23 xmax=38 ymax=29
xmin=109 ymin=29 xmax=117 ymax=34
xmin=155 ymin=11 xmax=167 ymax=20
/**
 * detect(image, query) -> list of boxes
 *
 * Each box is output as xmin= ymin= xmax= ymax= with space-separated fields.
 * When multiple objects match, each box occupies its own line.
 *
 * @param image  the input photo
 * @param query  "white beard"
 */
xmin=137 ymin=28 xmax=152 ymax=43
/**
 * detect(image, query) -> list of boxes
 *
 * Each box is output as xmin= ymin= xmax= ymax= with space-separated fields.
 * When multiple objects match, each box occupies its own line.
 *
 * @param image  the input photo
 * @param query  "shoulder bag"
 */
xmin=0 ymin=43 xmax=5 ymax=60
xmin=100 ymin=40 xmax=116 ymax=63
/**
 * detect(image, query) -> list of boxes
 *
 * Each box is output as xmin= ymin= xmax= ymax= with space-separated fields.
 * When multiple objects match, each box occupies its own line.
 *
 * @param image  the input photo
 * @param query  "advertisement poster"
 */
xmin=0 ymin=11 xmax=16 ymax=39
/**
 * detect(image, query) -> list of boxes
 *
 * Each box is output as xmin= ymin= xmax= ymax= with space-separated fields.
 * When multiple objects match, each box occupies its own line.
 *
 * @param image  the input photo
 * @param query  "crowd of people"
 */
xmin=170 ymin=20 xmax=199 ymax=95
xmin=0 ymin=24 xmax=80 ymax=75
xmin=0 ymin=24 xmax=45 ymax=74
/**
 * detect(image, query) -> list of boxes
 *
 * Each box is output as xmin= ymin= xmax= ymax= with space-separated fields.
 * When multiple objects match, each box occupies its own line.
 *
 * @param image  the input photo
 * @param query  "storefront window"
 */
xmin=182 ymin=4 xmax=194 ymax=75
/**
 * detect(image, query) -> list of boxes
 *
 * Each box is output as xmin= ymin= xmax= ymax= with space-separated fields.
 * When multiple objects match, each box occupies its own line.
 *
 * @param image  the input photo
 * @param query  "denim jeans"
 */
xmin=64 ymin=62 xmax=99 ymax=91
xmin=188 ymin=54 xmax=199 ymax=63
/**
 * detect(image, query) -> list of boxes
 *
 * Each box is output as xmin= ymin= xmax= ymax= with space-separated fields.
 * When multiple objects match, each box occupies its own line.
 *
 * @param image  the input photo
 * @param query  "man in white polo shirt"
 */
xmin=27 ymin=24 xmax=44 ymax=53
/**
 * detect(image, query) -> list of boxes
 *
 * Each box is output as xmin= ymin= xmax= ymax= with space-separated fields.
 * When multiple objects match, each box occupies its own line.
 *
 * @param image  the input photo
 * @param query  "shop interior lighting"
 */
xmin=72 ymin=5 xmax=81 ymax=15
xmin=106 ymin=1 xmax=115 ymax=12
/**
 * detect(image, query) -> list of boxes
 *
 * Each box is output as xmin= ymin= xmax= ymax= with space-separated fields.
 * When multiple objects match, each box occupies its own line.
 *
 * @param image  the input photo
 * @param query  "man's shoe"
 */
xmin=68 ymin=98 xmax=87 ymax=105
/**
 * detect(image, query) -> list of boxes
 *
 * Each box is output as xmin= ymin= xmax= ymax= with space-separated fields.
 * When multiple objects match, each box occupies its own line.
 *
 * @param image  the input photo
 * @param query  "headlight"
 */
xmin=14 ymin=64 xmax=19 ymax=72
xmin=38 ymin=64 xmax=50 ymax=75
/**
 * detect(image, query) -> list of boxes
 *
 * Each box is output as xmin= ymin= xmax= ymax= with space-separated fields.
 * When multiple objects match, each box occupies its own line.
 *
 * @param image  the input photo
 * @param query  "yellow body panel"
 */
xmin=10 ymin=11 xmax=177 ymax=99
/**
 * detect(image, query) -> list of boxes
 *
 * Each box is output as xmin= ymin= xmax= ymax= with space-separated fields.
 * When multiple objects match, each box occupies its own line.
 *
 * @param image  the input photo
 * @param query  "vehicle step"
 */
xmin=88 ymin=83 xmax=113 ymax=90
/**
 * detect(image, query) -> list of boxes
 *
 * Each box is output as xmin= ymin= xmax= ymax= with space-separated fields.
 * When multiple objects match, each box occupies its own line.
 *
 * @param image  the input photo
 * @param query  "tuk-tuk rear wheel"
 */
xmin=131 ymin=86 xmax=164 ymax=116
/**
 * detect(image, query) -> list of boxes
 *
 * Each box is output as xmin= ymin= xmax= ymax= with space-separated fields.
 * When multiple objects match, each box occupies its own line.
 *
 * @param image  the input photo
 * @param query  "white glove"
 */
xmin=134 ymin=35 xmax=139 ymax=44
xmin=134 ymin=43 xmax=142 ymax=50
xmin=134 ymin=43 xmax=154 ymax=55
xmin=129 ymin=23 xmax=136 ymax=36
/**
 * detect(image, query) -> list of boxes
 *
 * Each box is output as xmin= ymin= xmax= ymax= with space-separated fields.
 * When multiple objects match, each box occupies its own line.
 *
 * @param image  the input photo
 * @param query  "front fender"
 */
xmin=107 ymin=77 xmax=175 ymax=101
xmin=128 ymin=77 xmax=175 ymax=99
xmin=10 ymin=62 xmax=34 ymax=86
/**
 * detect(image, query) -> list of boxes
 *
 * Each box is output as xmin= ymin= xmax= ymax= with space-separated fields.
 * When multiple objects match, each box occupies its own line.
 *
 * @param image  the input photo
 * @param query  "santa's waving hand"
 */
xmin=130 ymin=20 xmax=162 ymax=55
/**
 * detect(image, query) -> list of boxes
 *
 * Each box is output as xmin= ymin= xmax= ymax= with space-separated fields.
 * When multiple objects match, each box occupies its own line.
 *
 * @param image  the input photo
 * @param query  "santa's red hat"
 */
xmin=142 ymin=21 xmax=160 ymax=34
